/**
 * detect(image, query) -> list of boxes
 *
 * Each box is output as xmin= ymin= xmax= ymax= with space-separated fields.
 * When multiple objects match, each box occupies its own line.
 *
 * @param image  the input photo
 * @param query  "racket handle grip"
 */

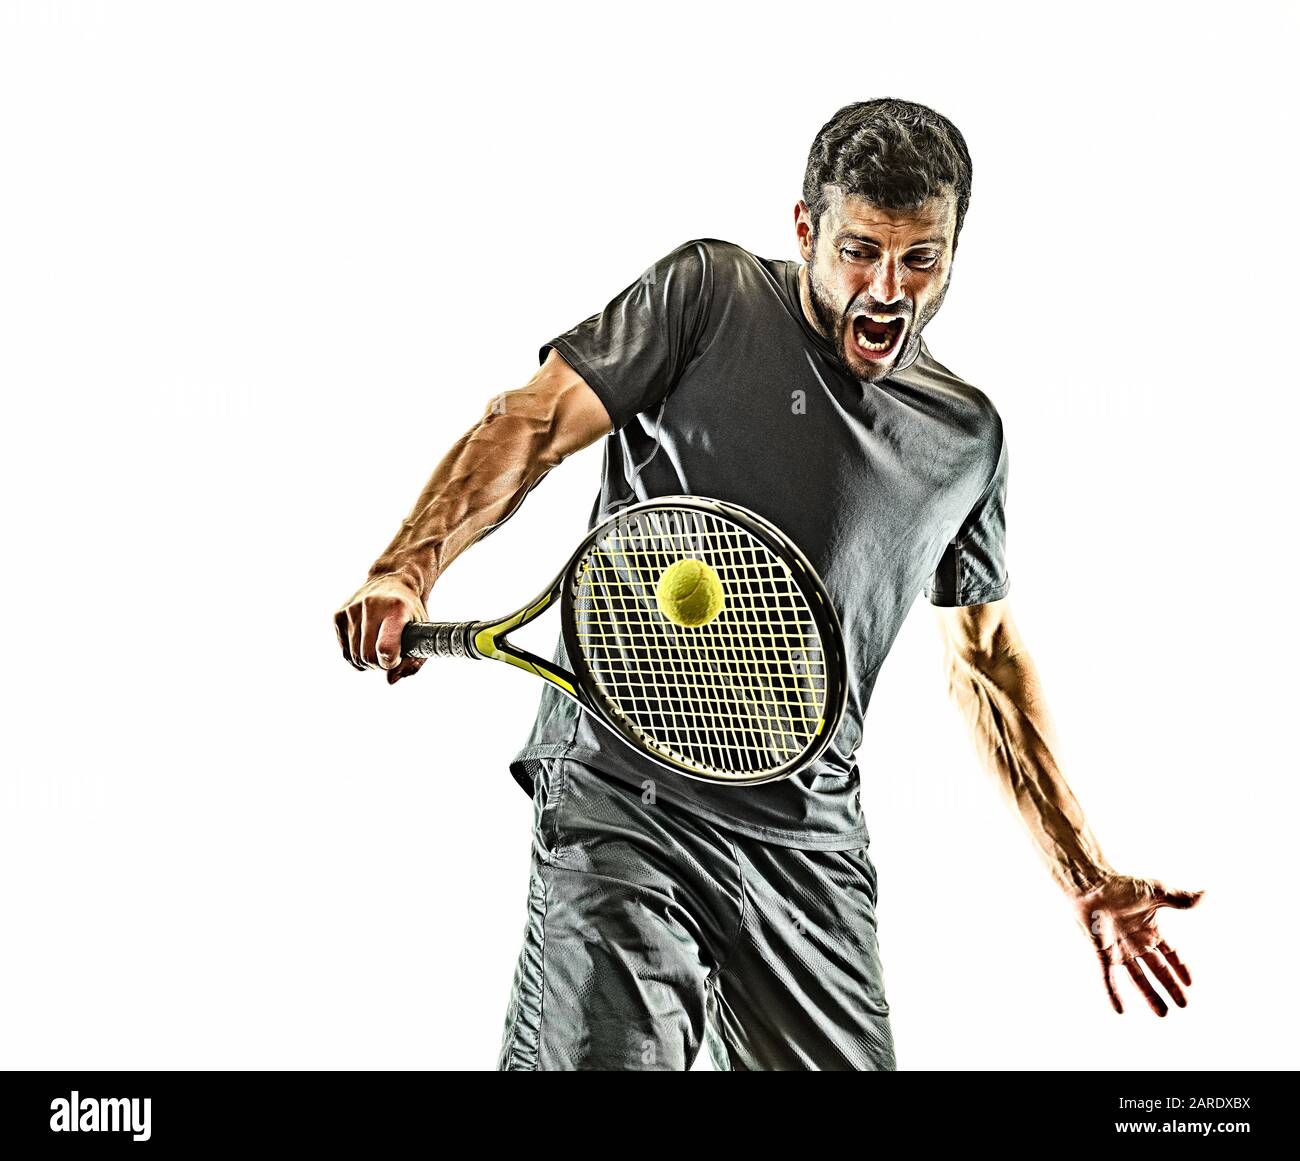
xmin=400 ymin=621 xmax=480 ymax=660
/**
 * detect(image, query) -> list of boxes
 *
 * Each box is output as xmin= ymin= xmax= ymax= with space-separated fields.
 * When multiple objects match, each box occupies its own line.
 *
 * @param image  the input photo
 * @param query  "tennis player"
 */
xmin=335 ymin=98 xmax=1203 ymax=1070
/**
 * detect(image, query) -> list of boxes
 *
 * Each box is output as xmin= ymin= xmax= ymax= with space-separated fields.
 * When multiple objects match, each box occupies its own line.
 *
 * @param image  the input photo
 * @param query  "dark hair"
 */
xmin=803 ymin=98 xmax=973 ymax=245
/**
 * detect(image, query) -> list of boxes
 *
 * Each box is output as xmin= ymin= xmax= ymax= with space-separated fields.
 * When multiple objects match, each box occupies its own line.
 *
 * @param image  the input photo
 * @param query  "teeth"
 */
xmin=856 ymin=331 xmax=892 ymax=352
xmin=854 ymin=316 xmax=900 ymax=353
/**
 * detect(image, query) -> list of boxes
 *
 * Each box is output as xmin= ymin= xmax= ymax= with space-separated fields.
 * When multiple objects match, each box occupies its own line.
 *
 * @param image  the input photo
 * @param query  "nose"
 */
xmin=868 ymin=259 xmax=904 ymax=307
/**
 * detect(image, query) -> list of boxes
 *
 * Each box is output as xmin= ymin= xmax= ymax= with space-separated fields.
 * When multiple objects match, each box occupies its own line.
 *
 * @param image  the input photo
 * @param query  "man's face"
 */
xmin=796 ymin=188 xmax=957 ymax=383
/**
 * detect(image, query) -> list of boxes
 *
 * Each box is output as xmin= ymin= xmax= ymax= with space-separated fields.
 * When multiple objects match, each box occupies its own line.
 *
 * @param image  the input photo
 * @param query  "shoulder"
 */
xmin=634 ymin=240 xmax=772 ymax=325
xmin=905 ymin=342 xmax=1004 ymax=445
xmin=655 ymin=238 xmax=766 ymax=284
xmin=659 ymin=239 xmax=799 ymax=320
xmin=669 ymin=237 xmax=753 ymax=264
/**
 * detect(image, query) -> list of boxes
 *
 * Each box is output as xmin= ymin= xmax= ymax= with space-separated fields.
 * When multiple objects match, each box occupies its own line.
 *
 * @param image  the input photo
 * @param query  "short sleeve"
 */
xmin=539 ymin=240 xmax=715 ymax=431
xmin=925 ymin=435 xmax=1010 ymax=607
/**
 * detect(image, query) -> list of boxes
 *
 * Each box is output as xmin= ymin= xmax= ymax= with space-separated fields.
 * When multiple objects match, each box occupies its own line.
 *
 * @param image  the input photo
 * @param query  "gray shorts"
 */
xmin=499 ymin=756 xmax=896 ymax=1071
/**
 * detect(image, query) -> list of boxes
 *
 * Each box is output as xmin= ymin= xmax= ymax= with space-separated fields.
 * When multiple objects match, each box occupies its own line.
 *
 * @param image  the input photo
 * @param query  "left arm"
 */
xmin=935 ymin=598 xmax=1204 ymax=1016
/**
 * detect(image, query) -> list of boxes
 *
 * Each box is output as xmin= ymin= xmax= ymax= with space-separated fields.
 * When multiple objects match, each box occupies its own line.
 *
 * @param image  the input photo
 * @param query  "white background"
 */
xmin=2 ymin=0 xmax=1295 ymax=1071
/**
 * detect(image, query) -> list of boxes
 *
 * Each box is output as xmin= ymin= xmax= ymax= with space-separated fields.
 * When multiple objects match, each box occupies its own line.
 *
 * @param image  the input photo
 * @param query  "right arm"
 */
xmin=334 ymin=349 xmax=611 ymax=682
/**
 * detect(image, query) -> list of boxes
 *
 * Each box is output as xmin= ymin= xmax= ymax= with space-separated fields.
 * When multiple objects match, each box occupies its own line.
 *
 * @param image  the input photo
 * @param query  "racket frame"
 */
xmin=558 ymin=496 xmax=846 ymax=785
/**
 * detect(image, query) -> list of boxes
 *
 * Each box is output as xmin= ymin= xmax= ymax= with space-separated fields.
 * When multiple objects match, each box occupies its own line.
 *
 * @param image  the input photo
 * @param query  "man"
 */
xmin=335 ymin=98 xmax=1203 ymax=1071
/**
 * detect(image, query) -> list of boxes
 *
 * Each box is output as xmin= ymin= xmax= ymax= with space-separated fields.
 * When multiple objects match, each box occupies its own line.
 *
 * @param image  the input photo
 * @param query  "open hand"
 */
xmin=1071 ymin=875 xmax=1204 ymax=1016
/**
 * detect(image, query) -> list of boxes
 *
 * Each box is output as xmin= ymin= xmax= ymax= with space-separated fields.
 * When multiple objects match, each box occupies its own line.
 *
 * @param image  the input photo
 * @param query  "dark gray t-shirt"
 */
xmin=511 ymin=239 xmax=1009 ymax=849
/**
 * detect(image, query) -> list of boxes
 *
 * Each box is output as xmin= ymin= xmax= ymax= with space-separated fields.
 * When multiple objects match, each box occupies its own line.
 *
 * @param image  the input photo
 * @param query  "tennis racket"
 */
xmin=401 ymin=496 xmax=846 ymax=786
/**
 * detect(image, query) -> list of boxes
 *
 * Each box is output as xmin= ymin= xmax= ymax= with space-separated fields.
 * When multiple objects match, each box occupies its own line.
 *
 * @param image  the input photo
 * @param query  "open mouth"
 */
xmin=851 ymin=314 xmax=905 ymax=362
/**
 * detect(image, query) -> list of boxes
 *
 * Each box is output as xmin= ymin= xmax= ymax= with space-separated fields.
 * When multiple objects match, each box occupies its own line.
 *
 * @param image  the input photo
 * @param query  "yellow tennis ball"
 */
xmin=656 ymin=559 xmax=725 ymax=627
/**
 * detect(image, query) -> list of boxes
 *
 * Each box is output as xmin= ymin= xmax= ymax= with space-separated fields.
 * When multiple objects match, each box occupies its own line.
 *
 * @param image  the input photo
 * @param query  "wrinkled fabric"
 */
xmin=499 ymin=757 xmax=896 ymax=1072
xmin=512 ymin=238 xmax=1008 ymax=848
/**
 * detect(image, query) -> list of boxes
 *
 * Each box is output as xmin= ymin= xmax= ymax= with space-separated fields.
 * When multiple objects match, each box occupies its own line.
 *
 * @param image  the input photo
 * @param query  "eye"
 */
xmin=906 ymin=254 xmax=939 ymax=270
xmin=840 ymin=246 xmax=874 ymax=262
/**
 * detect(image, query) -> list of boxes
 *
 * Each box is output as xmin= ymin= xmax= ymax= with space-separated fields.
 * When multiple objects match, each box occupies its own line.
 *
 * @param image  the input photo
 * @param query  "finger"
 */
xmin=375 ymin=610 xmax=407 ymax=671
xmin=358 ymin=600 xmax=383 ymax=667
xmin=386 ymin=655 xmax=425 ymax=684
xmin=1124 ymin=959 xmax=1168 ymax=1017
xmin=335 ymin=609 xmax=364 ymax=671
xmin=1140 ymin=950 xmax=1187 ymax=1009
xmin=1153 ymin=882 xmax=1205 ymax=910
xmin=1099 ymin=954 xmax=1124 ymax=1014
xmin=1158 ymin=940 xmax=1193 ymax=988
xmin=348 ymin=605 xmax=365 ymax=669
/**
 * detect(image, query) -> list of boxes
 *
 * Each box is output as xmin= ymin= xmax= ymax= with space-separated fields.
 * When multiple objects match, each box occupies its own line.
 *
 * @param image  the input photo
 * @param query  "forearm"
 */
xmin=369 ymin=368 xmax=601 ymax=597
xmin=944 ymin=629 xmax=1114 ymax=894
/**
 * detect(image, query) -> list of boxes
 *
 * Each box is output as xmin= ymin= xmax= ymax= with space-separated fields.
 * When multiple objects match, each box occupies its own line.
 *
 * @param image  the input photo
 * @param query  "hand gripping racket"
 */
xmin=400 ymin=496 xmax=846 ymax=786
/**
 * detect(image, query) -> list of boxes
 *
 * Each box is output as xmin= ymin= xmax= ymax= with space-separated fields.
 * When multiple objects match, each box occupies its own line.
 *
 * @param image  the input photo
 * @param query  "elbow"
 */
xmin=939 ymin=602 xmax=1019 ymax=680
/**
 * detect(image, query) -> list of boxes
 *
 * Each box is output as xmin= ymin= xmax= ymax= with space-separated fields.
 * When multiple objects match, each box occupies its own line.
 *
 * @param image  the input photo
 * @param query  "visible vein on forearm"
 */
xmin=948 ymin=645 xmax=1111 ymax=892
xmin=369 ymin=386 xmax=570 ymax=596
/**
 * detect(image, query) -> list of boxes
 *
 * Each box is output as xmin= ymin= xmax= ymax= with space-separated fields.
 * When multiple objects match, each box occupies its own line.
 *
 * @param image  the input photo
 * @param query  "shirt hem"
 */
xmin=509 ymin=743 xmax=872 ymax=852
xmin=925 ymin=579 xmax=1011 ymax=608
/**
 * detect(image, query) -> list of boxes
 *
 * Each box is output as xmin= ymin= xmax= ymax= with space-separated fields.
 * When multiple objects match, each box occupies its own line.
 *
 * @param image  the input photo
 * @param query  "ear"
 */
xmin=794 ymin=200 xmax=816 ymax=262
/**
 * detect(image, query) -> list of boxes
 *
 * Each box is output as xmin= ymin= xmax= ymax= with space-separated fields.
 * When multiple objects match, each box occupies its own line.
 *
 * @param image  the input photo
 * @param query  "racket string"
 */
xmin=571 ymin=508 xmax=830 ymax=778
